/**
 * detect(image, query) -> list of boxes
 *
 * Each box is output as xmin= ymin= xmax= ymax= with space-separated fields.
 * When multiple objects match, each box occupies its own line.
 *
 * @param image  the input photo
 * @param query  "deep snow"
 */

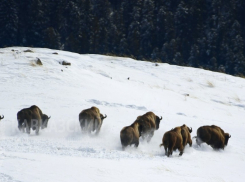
xmin=0 ymin=47 xmax=245 ymax=182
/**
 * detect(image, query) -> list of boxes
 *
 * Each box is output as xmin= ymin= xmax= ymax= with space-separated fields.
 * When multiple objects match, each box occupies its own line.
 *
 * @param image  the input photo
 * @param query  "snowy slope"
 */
xmin=0 ymin=47 xmax=245 ymax=182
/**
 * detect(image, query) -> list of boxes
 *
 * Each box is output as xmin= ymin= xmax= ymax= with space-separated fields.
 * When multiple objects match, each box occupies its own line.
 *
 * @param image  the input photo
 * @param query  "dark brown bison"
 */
xmin=136 ymin=112 xmax=162 ymax=142
xmin=180 ymin=124 xmax=192 ymax=147
xmin=0 ymin=115 xmax=4 ymax=120
xmin=160 ymin=127 xmax=184 ymax=157
xmin=120 ymin=121 xmax=142 ymax=150
xmin=17 ymin=105 xmax=51 ymax=134
xmin=160 ymin=124 xmax=192 ymax=157
xmin=79 ymin=106 xmax=107 ymax=134
xmin=195 ymin=125 xmax=231 ymax=149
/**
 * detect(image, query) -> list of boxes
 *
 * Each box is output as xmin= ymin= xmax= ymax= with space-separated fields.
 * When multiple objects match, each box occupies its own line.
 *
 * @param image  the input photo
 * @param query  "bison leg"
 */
xmin=31 ymin=119 xmax=40 ymax=135
xmin=183 ymin=139 xmax=188 ymax=147
xmin=167 ymin=148 xmax=173 ymax=157
xmin=95 ymin=126 xmax=101 ymax=135
xmin=79 ymin=119 xmax=85 ymax=131
xmin=179 ymin=145 xmax=184 ymax=156
xmin=147 ymin=131 xmax=154 ymax=143
xmin=188 ymin=139 xmax=192 ymax=147
xmin=168 ymin=145 xmax=174 ymax=157
xmin=214 ymin=142 xmax=224 ymax=150
xmin=25 ymin=121 xmax=30 ymax=134
xmin=134 ymin=140 xmax=139 ymax=148
xmin=35 ymin=120 xmax=40 ymax=135
xmin=19 ymin=123 xmax=25 ymax=132
xmin=164 ymin=146 xmax=168 ymax=155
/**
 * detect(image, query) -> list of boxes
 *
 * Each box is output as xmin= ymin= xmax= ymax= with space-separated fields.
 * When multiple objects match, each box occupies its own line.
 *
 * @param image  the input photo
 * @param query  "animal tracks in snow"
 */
xmin=87 ymin=99 xmax=147 ymax=111
xmin=0 ymin=173 xmax=22 ymax=182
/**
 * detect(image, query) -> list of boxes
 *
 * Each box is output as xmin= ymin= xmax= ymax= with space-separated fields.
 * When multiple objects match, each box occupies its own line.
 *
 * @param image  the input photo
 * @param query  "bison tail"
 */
xmin=192 ymin=136 xmax=197 ymax=139
xmin=159 ymin=143 xmax=164 ymax=147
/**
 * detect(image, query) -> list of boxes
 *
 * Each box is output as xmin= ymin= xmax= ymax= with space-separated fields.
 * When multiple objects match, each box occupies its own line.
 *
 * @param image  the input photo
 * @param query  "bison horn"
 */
xmin=48 ymin=116 xmax=51 ymax=119
xmin=0 ymin=115 xmax=4 ymax=119
xmin=104 ymin=114 xmax=107 ymax=118
xmin=160 ymin=116 xmax=162 ymax=120
xmin=229 ymin=135 xmax=231 ymax=138
xmin=189 ymin=127 xmax=192 ymax=133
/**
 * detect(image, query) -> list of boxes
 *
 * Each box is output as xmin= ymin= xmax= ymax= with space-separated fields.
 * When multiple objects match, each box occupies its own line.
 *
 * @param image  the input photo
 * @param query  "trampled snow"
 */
xmin=0 ymin=47 xmax=245 ymax=182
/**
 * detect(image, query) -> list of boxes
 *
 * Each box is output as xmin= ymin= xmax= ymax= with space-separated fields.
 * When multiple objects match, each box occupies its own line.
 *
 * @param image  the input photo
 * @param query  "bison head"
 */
xmin=41 ymin=114 xmax=51 ymax=129
xmin=0 ymin=115 xmax=4 ymax=120
xmin=100 ymin=114 xmax=107 ymax=121
xmin=224 ymin=133 xmax=231 ymax=146
xmin=181 ymin=124 xmax=192 ymax=133
xmin=155 ymin=116 xmax=162 ymax=130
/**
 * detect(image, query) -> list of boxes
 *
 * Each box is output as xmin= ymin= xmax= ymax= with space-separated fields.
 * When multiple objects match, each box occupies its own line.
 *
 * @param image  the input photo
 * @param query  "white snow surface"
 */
xmin=0 ymin=47 xmax=245 ymax=182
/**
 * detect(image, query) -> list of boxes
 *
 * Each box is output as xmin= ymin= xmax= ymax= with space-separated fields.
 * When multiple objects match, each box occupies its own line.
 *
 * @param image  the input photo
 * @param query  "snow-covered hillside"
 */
xmin=0 ymin=47 xmax=245 ymax=182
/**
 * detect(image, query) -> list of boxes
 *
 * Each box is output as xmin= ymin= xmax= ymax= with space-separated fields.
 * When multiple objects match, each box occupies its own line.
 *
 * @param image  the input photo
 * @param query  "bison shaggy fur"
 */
xmin=120 ymin=121 xmax=142 ymax=150
xmin=79 ymin=106 xmax=107 ymax=134
xmin=180 ymin=124 xmax=192 ymax=147
xmin=17 ymin=105 xmax=50 ymax=134
xmin=136 ymin=112 xmax=162 ymax=142
xmin=196 ymin=125 xmax=231 ymax=149
xmin=160 ymin=127 xmax=184 ymax=157
xmin=160 ymin=124 xmax=192 ymax=157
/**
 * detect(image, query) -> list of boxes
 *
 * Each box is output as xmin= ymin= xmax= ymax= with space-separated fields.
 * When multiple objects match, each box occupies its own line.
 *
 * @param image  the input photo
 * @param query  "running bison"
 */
xmin=120 ymin=121 xmax=142 ymax=150
xmin=79 ymin=106 xmax=107 ymax=134
xmin=136 ymin=112 xmax=162 ymax=142
xmin=195 ymin=125 xmax=231 ymax=149
xmin=160 ymin=124 xmax=192 ymax=157
xmin=0 ymin=115 xmax=4 ymax=120
xmin=17 ymin=105 xmax=51 ymax=134
xmin=181 ymin=124 xmax=192 ymax=147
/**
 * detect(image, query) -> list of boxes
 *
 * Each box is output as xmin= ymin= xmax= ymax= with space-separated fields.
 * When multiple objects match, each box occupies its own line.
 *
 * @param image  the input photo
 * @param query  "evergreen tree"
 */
xmin=63 ymin=1 xmax=82 ymax=52
xmin=90 ymin=0 xmax=111 ymax=54
xmin=26 ymin=0 xmax=48 ymax=47
xmin=78 ymin=0 xmax=93 ymax=54
xmin=0 ymin=0 xmax=18 ymax=47
xmin=140 ymin=0 xmax=155 ymax=59
xmin=155 ymin=6 xmax=166 ymax=49
xmin=127 ymin=1 xmax=142 ymax=58
xmin=43 ymin=27 xmax=61 ymax=49
xmin=188 ymin=44 xmax=200 ymax=67
xmin=0 ymin=0 xmax=244 ymax=76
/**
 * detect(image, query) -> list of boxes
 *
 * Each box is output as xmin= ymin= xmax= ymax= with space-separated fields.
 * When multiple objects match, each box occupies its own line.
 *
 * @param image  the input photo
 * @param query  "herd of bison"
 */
xmin=0 ymin=105 xmax=231 ymax=157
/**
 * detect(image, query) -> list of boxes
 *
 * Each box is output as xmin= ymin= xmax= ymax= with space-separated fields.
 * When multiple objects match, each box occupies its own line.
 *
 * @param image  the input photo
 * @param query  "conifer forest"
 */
xmin=1 ymin=0 xmax=245 ymax=76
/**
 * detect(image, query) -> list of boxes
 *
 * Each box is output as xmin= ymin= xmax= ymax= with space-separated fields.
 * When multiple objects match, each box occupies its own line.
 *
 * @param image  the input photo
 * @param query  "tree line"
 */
xmin=1 ymin=0 xmax=245 ymax=76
